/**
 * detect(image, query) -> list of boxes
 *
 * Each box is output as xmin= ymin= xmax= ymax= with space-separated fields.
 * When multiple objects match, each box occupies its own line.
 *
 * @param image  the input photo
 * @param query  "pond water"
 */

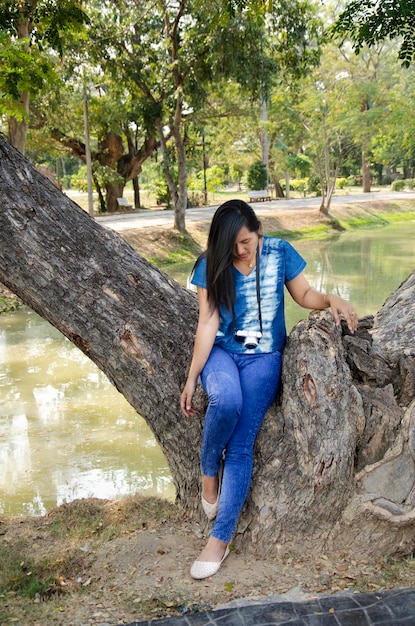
xmin=1 ymin=222 xmax=414 ymax=516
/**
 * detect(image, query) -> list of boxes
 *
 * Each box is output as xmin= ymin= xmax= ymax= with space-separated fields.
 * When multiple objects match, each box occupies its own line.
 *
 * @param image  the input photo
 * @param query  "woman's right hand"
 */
xmin=180 ymin=287 xmax=219 ymax=418
xmin=180 ymin=378 xmax=198 ymax=417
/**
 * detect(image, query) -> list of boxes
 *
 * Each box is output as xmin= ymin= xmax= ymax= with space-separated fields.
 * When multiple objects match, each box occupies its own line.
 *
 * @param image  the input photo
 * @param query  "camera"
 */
xmin=234 ymin=330 xmax=262 ymax=350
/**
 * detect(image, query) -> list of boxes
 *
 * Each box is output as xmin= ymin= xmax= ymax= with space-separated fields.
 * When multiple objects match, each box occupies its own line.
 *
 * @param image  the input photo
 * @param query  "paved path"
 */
xmin=123 ymin=587 xmax=415 ymax=625
xmin=96 ymin=190 xmax=415 ymax=231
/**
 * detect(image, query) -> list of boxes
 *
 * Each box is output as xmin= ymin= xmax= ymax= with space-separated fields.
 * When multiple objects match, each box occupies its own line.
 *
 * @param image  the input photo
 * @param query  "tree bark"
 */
xmin=7 ymin=16 xmax=30 ymax=154
xmin=362 ymin=149 xmax=371 ymax=193
xmin=0 ymin=136 xmax=414 ymax=560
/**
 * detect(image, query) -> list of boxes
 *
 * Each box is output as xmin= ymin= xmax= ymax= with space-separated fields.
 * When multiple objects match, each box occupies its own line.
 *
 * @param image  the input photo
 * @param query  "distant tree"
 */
xmin=0 ymin=0 xmax=89 ymax=153
xmin=41 ymin=79 xmax=158 ymax=212
xmin=82 ymin=0 xmax=323 ymax=232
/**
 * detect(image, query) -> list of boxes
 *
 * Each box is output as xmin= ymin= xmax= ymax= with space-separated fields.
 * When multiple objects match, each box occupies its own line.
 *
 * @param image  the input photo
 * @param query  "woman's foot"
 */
xmin=201 ymin=472 xmax=221 ymax=519
xmin=197 ymin=536 xmax=228 ymax=562
xmin=190 ymin=537 xmax=229 ymax=579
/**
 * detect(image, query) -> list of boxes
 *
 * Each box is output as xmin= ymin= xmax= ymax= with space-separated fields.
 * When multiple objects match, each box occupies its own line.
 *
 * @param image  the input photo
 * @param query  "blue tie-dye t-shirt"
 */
xmin=191 ymin=236 xmax=306 ymax=354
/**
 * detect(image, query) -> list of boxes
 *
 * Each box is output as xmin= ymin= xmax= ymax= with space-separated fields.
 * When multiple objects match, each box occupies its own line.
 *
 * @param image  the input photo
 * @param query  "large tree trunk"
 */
xmin=0 ymin=136 xmax=414 ymax=559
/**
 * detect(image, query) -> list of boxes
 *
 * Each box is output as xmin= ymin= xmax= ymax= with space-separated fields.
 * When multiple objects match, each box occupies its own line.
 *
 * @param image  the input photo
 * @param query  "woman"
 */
xmin=180 ymin=199 xmax=357 ymax=580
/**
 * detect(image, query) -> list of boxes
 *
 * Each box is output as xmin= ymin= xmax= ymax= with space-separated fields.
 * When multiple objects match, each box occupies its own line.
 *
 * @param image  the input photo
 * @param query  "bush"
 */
xmin=153 ymin=180 xmax=171 ymax=207
xmin=406 ymin=179 xmax=415 ymax=190
xmin=278 ymin=177 xmax=321 ymax=196
xmin=288 ymin=178 xmax=308 ymax=196
xmin=307 ymin=176 xmax=321 ymax=195
xmin=247 ymin=160 xmax=267 ymax=190
xmin=72 ymin=166 xmax=88 ymax=192
xmin=336 ymin=177 xmax=347 ymax=189
xmin=188 ymin=191 xmax=205 ymax=207
xmin=391 ymin=179 xmax=406 ymax=191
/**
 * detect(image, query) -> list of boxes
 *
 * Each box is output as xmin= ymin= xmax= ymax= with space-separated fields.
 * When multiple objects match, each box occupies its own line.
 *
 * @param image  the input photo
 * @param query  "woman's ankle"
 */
xmin=202 ymin=474 xmax=218 ymax=503
xmin=198 ymin=537 xmax=227 ymax=562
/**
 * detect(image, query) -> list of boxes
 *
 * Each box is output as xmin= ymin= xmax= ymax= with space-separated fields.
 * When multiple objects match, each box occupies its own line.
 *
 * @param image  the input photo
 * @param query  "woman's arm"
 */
xmin=180 ymin=287 xmax=220 ymax=417
xmin=286 ymin=272 xmax=358 ymax=333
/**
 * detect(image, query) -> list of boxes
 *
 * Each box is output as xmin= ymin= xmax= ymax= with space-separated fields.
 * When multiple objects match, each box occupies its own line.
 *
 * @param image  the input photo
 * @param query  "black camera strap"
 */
xmin=232 ymin=245 xmax=263 ymax=335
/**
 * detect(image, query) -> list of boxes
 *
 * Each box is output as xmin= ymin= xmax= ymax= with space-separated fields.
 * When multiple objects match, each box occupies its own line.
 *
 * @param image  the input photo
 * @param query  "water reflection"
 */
xmin=1 ymin=222 xmax=414 ymax=516
xmin=0 ymin=312 xmax=175 ymax=516
xmin=296 ymin=224 xmax=415 ymax=325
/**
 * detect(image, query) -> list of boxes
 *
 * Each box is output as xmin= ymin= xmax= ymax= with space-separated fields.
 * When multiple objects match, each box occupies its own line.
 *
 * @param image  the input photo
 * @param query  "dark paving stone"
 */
xmin=122 ymin=588 xmax=415 ymax=626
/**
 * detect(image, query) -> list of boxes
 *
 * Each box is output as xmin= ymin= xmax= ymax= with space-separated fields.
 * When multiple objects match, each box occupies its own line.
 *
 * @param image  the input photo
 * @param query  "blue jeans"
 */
xmin=200 ymin=345 xmax=282 ymax=544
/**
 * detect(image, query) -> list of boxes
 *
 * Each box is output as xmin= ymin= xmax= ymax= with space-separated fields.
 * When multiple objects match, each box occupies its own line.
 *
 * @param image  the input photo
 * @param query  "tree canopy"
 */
xmin=333 ymin=0 xmax=415 ymax=67
xmin=2 ymin=1 xmax=415 ymax=226
xmin=0 ymin=0 xmax=89 ymax=152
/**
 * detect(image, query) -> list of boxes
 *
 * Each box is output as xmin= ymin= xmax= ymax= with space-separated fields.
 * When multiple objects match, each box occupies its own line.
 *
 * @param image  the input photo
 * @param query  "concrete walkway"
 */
xmin=96 ymin=190 xmax=415 ymax=232
xmin=123 ymin=587 xmax=415 ymax=625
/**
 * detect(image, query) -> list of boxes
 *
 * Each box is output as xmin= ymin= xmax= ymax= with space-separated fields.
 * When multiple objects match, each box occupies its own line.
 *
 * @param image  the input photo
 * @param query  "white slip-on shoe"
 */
xmin=201 ymin=492 xmax=220 ymax=520
xmin=201 ymin=462 xmax=223 ymax=520
xmin=190 ymin=546 xmax=230 ymax=580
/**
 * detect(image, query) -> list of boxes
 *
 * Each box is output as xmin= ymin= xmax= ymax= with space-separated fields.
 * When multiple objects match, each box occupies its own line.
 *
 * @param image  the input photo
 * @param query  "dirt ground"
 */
xmin=2 ymin=496 xmax=415 ymax=626
xmin=1 ymin=200 xmax=415 ymax=626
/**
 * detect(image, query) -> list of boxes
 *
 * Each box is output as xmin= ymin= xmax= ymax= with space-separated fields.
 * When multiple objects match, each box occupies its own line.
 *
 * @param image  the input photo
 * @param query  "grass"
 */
xmin=47 ymin=496 xmax=181 ymax=542
xmin=0 ymin=496 xmax=184 ymax=623
xmin=0 ymin=295 xmax=22 ymax=314
xmin=0 ymin=543 xmax=65 ymax=601
xmin=350 ymin=555 xmax=415 ymax=594
xmin=144 ymin=229 xmax=203 ymax=267
xmin=334 ymin=202 xmax=415 ymax=231
xmin=268 ymin=222 xmax=344 ymax=241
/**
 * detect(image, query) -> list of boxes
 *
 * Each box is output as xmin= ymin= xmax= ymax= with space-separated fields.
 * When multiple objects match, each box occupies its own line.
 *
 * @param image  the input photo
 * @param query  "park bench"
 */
xmin=248 ymin=190 xmax=272 ymax=202
xmin=117 ymin=197 xmax=133 ymax=209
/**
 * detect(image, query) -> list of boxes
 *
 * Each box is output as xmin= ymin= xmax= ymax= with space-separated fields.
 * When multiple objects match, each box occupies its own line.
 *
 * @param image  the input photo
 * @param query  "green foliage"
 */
xmin=93 ymin=163 xmax=124 ymax=187
xmin=71 ymin=163 xmax=124 ymax=193
xmin=307 ymin=175 xmax=321 ymax=194
xmin=247 ymin=160 xmax=267 ymax=190
xmin=0 ymin=30 xmax=55 ymax=118
xmin=288 ymin=177 xmax=308 ymax=196
xmin=0 ymin=1 xmax=89 ymax=54
xmin=332 ymin=0 xmax=415 ymax=67
xmin=153 ymin=179 xmax=171 ymax=208
xmin=266 ymin=0 xmax=323 ymax=81
xmin=279 ymin=177 xmax=320 ymax=196
xmin=71 ymin=165 xmax=88 ymax=192
xmin=188 ymin=165 xmax=226 ymax=193
xmin=0 ymin=0 xmax=89 ymax=147
xmin=286 ymin=153 xmax=312 ymax=178
xmin=391 ymin=179 xmax=406 ymax=191
xmin=347 ymin=175 xmax=358 ymax=186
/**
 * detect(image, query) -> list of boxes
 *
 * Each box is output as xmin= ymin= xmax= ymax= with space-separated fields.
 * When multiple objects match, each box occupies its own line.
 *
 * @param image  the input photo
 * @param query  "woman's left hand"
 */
xmin=326 ymin=294 xmax=358 ymax=333
xmin=286 ymin=274 xmax=358 ymax=334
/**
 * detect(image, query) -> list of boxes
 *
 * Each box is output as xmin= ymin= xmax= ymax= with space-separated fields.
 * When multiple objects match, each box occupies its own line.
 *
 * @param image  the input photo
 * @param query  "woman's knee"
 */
xmin=204 ymin=370 xmax=243 ymax=414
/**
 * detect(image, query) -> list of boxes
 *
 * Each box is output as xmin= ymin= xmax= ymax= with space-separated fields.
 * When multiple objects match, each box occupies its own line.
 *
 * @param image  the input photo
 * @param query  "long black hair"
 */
xmin=198 ymin=199 xmax=261 ymax=312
